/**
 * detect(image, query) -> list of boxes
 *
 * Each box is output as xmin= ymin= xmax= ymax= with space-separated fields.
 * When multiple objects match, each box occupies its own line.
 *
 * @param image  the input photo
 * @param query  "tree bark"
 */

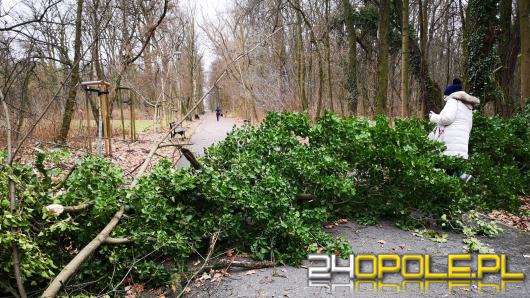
xmin=341 ymin=0 xmax=358 ymax=114
xmin=324 ymin=0 xmax=334 ymax=113
xmin=462 ymin=0 xmax=501 ymax=106
xmin=57 ymin=0 xmax=83 ymax=143
xmin=520 ymin=0 xmax=530 ymax=107
xmin=375 ymin=0 xmax=390 ymax=115
xmin=293 ymin=0 xmax=308 ymax=111
xmin=418 ymin=0 xmax=428 ymax=115
xmin=42 ymin=206 xmax=125 ymax=298
xmin=401 ymin=0 xmax=410 ymax=118
xmin=497 ymin=0 xmax=512 ymax=116
xmin=393 ymin=0 xmax=441 ymax=118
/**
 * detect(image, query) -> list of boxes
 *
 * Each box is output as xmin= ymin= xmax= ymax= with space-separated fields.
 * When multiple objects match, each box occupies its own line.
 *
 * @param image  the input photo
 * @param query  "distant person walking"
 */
xmin=215 ymin=106 xmax=222 ymax=122
xmin=428 ymin=78 xmax=480 ymax=182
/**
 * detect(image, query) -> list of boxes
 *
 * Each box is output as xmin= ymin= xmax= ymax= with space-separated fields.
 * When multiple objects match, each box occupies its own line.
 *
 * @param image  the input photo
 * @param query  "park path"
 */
xmin=177 ymin=112 xmax=240 ymax=168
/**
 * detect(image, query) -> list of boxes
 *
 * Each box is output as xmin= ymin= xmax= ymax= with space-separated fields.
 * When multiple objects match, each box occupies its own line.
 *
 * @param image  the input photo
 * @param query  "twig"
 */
xmin=110 ymin=249 xmax=158 ymax=293
xmin=177 ymin=231 xmax=220 ymax=298
xmin=0 ymin=279 xmax=21 ymax=298
xmin=2 ymin=90 xmax=28 ymax=298
xmin=51 ymin=164 xmax=78 ymax=191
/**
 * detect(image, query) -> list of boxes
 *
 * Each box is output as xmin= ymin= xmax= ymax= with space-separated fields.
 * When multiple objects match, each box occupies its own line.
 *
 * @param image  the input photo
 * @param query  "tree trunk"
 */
xmin=57 ymin=0 xmax=83 ymax=143
xmin=15 ymin=63 xmax=35 ymax=140
xmin=294 ymin=0 xmax=308 ymax=110
xmin=496 ymin=0 xmax=512 ymax=116
xmin=375 ymin=0 xmax=390 ymax=115
xmin=341 ymin=0 xmax=358 ymax=114
xmin=273 ymin=0 xmax=288 ymax=102
xmin=520 ymin=0 xmax=530 ymax=108
xmin=462 ymin=0 xmax=502 ymax=107
xmin=325 ymin=0 xmax=333 ymax=113
xmin=393 ymin=0 xmax=441 ymax=118
xmin=418 ymin=0 xmax=428 ymax=115
xmin=401 ymin=0 xmax=410 ymax=118
xmin=315 ymin=50 xmax=324 ymax=118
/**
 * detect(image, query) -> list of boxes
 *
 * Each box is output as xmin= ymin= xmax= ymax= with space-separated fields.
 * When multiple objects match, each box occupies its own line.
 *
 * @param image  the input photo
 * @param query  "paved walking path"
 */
xmin=177 ymin=112 xmax=240 ymax=168
xmin=190 ymin=221 xmax=529 ymax=297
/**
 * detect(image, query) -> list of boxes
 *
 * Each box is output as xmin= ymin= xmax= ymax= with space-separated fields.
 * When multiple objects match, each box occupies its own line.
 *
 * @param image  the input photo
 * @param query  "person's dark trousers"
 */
xmin=216 ymin=113 xmax=220 ymax=121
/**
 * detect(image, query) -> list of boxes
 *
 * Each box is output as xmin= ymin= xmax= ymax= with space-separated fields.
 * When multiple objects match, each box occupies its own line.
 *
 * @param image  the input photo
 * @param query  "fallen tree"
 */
xmin=1 ymin=107 xmax=528 ymax=296
xmin=40 ymin=28 xmax=285 ymax=297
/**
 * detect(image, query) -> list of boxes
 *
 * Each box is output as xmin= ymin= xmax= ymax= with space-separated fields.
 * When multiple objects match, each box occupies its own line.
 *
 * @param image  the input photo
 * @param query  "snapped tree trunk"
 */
xmin=57 ymin=0 xmax=83 ymax=143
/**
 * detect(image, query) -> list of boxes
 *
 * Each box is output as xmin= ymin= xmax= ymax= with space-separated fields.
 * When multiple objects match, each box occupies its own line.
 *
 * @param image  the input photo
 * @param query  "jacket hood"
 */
xmin=445 ymin=91 xmax=480 ymax=109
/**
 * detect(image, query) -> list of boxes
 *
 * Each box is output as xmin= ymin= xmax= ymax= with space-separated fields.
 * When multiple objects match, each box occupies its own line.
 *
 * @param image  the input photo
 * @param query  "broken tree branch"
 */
xmin=41 ymin=205 xmax=125 ymax=298
xmin=2 ymin=90 xmax=28 ymax=298
xmin=51 ymin=164 xmax=78 ymax=192
xmin=63 ymin=202 xmax=94 ymax=213
xmin=103 ymin=237 xmax=132 ymax=244
xmin=181 ymin=148 xmax=202 ymax=170
xmin=208 ymin=258 xmax=275 ymax=271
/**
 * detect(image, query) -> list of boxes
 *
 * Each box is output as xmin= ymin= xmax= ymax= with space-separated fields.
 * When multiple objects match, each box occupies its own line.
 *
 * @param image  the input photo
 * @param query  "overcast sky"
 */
xmin=181 ymin=0 xmax=232 ymax=74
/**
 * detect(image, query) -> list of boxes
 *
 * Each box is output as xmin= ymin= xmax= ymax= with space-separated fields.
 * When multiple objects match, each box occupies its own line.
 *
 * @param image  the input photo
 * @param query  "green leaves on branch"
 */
xmin=0 ymin=107 xmax=528 ymax=294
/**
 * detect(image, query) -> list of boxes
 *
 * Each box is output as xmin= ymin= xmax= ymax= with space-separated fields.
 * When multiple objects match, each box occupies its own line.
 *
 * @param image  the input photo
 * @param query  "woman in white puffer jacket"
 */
xmin=428 ymin=91 xmax=480 ymax=159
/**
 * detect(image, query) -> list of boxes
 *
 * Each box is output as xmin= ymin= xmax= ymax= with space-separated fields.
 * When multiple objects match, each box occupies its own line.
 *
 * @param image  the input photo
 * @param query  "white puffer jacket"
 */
xmin=428 ymin=91 xmax=480 ymax=159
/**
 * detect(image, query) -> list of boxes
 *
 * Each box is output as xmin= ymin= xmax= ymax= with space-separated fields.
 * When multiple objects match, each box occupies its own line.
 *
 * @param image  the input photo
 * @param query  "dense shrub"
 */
xmin=1 ymin=108 xmax=527 ymax=294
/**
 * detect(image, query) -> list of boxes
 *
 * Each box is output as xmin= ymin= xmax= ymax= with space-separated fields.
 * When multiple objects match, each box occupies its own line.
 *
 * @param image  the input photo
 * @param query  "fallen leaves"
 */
xmin=124 ymin=283 xmax=145 ymax=298
xmin=324 ymin=223 xmax=336 ymax=229
xmin=488 ymin=196 xmax=530 ymax=232
xmin=324 ymin=219 xmax=349 ymax=229
xmin=245 ymin=270 xmax=256 ymax=275
xmin=377 ymin=240 xmax=386 ymax=248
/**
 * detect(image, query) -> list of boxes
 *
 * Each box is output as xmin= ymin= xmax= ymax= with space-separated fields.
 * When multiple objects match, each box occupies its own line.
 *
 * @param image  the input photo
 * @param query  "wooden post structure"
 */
xmin=118 ymin=88 xmax=126 ymax=140
xmin=129 ymin=89 xmax=137 ymax=142
xmin=101 ymin=83 xmax=111 ymax=155
xmin=81 ymin=80 xmax=112 ymax=156
xmin=85 ymin=91 xmax=92 ymax=152
xmin=118 ymin=86 xmax=136 ymax=142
